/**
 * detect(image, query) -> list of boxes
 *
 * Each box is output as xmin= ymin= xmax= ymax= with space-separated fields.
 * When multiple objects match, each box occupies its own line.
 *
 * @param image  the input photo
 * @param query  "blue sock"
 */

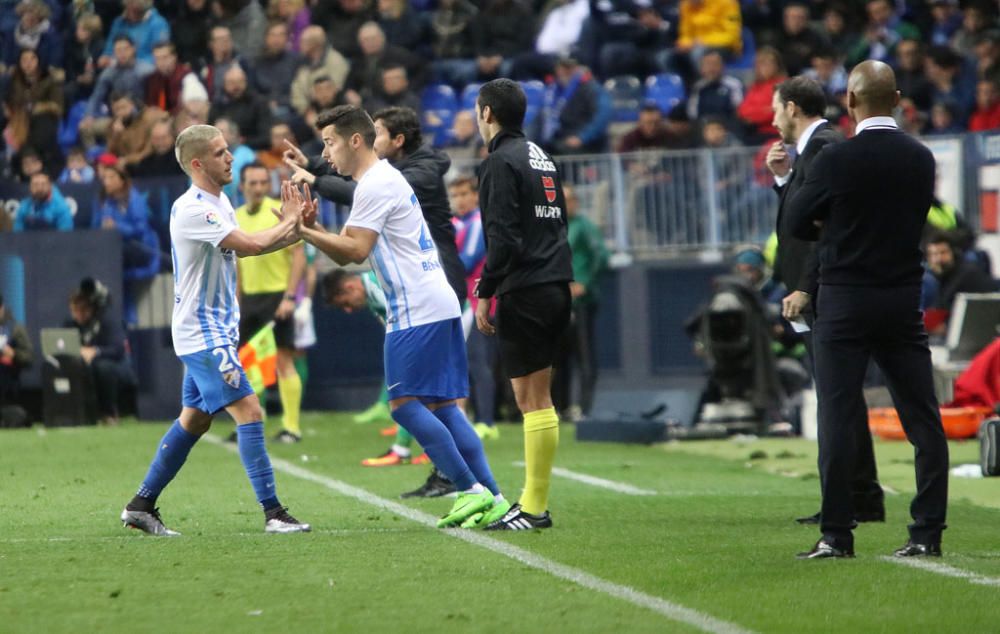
xmin=392 ymin=401 xmax=477 ymax=490
xmin=136 ymin=420 xmax=199 ymax=500
xmin=433 ymin=404 xmax=500 ymax=496
xmin=236 ymin=422 xmax=281 ymax=511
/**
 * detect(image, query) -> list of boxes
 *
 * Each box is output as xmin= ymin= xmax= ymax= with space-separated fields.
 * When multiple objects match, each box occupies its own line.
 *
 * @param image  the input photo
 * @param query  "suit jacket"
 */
xmin=785 ymin=127 xmax=936 ymax=288
xmin=774 ymin=122 xmax=842 ymax=298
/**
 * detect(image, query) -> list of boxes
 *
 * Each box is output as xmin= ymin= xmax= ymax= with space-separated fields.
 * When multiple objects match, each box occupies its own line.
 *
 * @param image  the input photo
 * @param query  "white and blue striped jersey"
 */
xmin=345 ymin=159 xmax=460 ymax=332
xmin=169 ymin=185 xmax=240 ymax=356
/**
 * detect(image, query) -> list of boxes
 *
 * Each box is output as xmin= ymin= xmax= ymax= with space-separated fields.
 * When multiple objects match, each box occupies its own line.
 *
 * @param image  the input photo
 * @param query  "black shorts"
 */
xmin=239 ymin=291 xmax=295 ymax=349
xmin=496 ymin=282 xmax=572 ymax=378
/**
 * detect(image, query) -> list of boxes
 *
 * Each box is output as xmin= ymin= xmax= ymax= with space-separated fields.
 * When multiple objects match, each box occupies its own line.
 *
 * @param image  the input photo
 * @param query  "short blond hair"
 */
xmin=175 ymin=124 xmax=222 ymax=176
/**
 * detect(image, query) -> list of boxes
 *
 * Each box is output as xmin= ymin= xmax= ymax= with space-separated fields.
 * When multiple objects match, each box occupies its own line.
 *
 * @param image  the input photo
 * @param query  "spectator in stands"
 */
xmin=925 ymin=44 xmax=975 ymax=124
xmin=803 ymin=48 xmax=848 ymax=114
xmin=365 ymin=63 xmax=422 ymax=113
xmin=80 ymin=35 xmax=153 ymax=144
xmin=106 ymin=92 xmax=167 ymax=168
xmin=443 ymin=109 xmax=484 ymax=160
xmin=63 ymin=12 xmax=104 ymax=104
xmin=952 ymin=1 xmax=992 ymax=58
xmin=553 ymin=184 xmax=608 ymax=422
xmin=929 ymin=0 xmax=963 ymax=47
xmin=200 ymin=25 xmax=249 ymax=102
xmin=65 ymin=287 xmax=131 ymax=425
xmin=16 ymin=148 xmax=44 ymax=182
xmin=93 ymin=161 xmax=158 ymax=294
xmin=668 ymin=0 xmax=742 ymax=81
xmin=923 ymin=231 xmax=996 ymax=334
xmin=99 ymin=0 xmax=169 ymax=68
xmin=14 ymin=172 xmax=72 ymax=231
xmin=818 ymin=4 xmax=859 ymax=63
xmin=170 ymin=0 xmax=214 ymax=66
xmin=737 ymin=46 xmax=786 ymax=143
xmin=215 ymin=117 xmax=256 ymax=204
xmin=0 ymin=292 xmax=33 ymax=412
xmin=144 ymin=42 xmax=193 ymax=115
xmin=686 ymin=50 xmax=744 ymax=124
xmin=378 ymin=0 xmax=432 ymax=58
xmin=469 ymin=0 xmax=535 ymax=80
xmin=3 ymin=48 xmax=64 ymax=166
xmin=130 ymin=119 xmax=184 ymax=178
xmin=927 ymin=100 xmax=965 ymax=134
xmin=300 ymin=75 xmax=346 ymax=129
xmin=541 ymin=56 xmax=612 ymax=155
xmin=254 ymin=21 xmax=300 ymax=118
xmin=773 ymin=1 xmax=829 ymax=77
xmin=509 ymin=0 xmax=590 ymax=80
xmin=266 ymin=0 xmax=311 ymax=52
xmin=213 ymin=0 xmax=267 ymax=58
xmin=208 ymin=64 xmax=272 ymax=150
xmin=257 ymin=122 xmax=297 ymax=181
xmin=173 ymin=72 xmax=211 ymax=131
xmin=1 ymin=0 xmax=62 ymax=70
xmin=343 ymin=22 xmax=423 ymax=106
xmin=312 ymin=0 xmax=377 ymax=59
xmin=847 ymin=0 xmax=920 ymax=66
xmin=973 ymin=30 xmax=1000 ymax=86
xmin=58 ymin=146 xmax=96 ymax=184
xmin=290 ymin=26 xmax=350 ymax=116
xmin=969 ymin=78 xmax=1000 ymax=130
xmin=429 ymin=0 xmax=478 ymax=88
xmin=894 ymin=38 xmax=935 ymax=113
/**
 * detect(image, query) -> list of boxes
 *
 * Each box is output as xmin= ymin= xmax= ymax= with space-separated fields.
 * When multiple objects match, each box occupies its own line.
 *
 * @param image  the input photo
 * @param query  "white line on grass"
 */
xmin=512 ymin=461 xmax=658 ymax=496
xmin=205 ymin=436 xmax=755 ymax=634
xmin=881 ymin=556 xmax=1000 ymax=587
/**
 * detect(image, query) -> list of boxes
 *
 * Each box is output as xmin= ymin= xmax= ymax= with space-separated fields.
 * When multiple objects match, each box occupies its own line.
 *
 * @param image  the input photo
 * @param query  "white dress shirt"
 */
xmin=854 ymin=115 xmax=899 ymax=134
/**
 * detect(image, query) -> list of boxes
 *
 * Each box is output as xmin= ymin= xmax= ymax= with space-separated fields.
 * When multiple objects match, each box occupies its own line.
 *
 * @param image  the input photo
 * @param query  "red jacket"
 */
xmin=969 ymin=102 xmax=1000 ymax=132
xmin=737 ymin=77 xmax=784 ymax=136
xmin=144 ymin=63 xmax=191 ymax=114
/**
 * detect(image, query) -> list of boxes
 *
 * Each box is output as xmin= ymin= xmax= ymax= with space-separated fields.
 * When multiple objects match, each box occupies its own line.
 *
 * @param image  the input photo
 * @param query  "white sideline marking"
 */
xmin=206 ymin=436 xmax=754 ymax=634
xmin=512 ymin=461 xmax=658 ymax=496
xmin=881 ymin=556 xmax=1000 ymax=587
xmin=0 ymin=528 xmax=414 ymax=544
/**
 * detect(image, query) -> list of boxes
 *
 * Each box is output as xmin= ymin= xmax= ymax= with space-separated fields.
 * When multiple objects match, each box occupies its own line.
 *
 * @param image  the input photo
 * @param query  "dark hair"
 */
xmin=927 ymin=45 xmax=962 ymax=70
xmin=109 ymin=90 xmax=135 ymax=104
xmin=640 ymin=102 xmax=663 ymax=115
xmin=776 ymin=76 xmax=827 ymax=117
xmin=925 ymin=230 xmax=955 ymax=248
xmin=315 ymin=105 xmax=376 ymax=147
xmin=240 ymin=161 xmax=268 ymax=181
xmin=152 ymin=41 xmax=175 ymax=55
xmin=448 ymin=175 xmax=478 ymax=191
xmin=112 ymin=33 xmax=135 ymax=46
xmin=313 ymin=74 xmax=334 ymax=86
xmin=477 ymin=79 xmax=527 ymax=130
xmin=380 ymin=62 xmax=407 ymax=76
xmin=321 ymin=268 xmax=356 ymax=303
xmin=0 ymin=292 xmax=4 ymax=307
xmin=372 ymin=106 xmax=422 ymax=155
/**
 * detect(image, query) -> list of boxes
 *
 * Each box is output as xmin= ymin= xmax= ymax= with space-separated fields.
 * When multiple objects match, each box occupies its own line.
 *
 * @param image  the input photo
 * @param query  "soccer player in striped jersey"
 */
xmin=120 ymin=124 xmax=311 ymax=536
xmin=299 ymin=105 xmax=508 ymax=528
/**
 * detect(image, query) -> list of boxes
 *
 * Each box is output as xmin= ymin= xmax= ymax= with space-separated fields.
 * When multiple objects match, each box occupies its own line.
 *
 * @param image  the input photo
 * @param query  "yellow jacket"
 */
xmin=677 ymin=0 xmax=742 ymax=54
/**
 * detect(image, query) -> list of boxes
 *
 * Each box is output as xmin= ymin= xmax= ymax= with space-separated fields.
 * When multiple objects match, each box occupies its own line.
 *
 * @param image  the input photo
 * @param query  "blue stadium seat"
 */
xmin=58 ymin=100 xmax=90 ymax=151
xmin=605 ymin=75 xmax=643 ymax=122
xmin=460 ymin=83 xmax=482 ymax=112
xmin=643 ymin=73 xmax=686 ymax=113
xmin=421 ymin=84 xmax=458 ymax=148
xmin=727 ymin=27 xmax=756 ymax=72
xmin=520 ymin=80 xmax=546 ymax=128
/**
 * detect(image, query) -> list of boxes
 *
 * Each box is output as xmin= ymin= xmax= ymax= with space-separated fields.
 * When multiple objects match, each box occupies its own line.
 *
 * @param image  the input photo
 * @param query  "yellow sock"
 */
xmin=520 ymin=407 xmax=559 ymax=515
xmin=277 ymin=372 xmax=302 ymax=436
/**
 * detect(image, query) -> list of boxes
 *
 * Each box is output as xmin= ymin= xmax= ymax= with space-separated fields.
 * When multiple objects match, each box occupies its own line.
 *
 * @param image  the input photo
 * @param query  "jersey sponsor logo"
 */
xmin=205 ymin=210 xmax=220 ymax=226
xmin=535 ymin=205 xmax=562 ymax=219
xmin=527 ymin=142 xmax=556 ymax=172
xmin=541 ymin=175 xmax=557 ymax=203
xmin=421 ymin=259 xmax=441 ymax=272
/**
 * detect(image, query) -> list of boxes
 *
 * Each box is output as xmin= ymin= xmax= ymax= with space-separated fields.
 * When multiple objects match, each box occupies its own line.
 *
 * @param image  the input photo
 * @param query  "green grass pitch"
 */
xmin=1 ymin=413 xmax=998 ymax=633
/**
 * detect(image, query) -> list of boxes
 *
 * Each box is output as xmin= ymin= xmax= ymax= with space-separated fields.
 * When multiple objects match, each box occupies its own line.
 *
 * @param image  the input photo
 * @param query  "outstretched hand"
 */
xmin=300 ymin=182 xmax=319 ymax=229
xmin=284 ymin=157 xmax=317 ymax=186
xmin=275 ymin=181 xmax=304 ymax=225
xmin=282 ymin=138 xmax=308 ymax=168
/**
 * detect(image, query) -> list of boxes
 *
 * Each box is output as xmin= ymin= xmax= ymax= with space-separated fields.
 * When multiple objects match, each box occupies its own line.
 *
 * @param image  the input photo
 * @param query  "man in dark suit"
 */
xmin=766 ymin=76 xmax=886 ymax=526
xmin=786 ymin=61 xmax=949 ymax=559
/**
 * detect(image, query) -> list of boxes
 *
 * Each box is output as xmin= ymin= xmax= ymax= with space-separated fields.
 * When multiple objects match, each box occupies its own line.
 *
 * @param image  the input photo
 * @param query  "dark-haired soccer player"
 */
xmin=473 ymin=79 xmax=574 ymax=530
xmin=298 ymin=105 xmax=509 ymax=528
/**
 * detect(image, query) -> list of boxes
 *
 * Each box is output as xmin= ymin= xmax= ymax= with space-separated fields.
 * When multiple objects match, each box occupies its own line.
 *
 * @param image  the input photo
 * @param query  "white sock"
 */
xmin=391 ymin=444 xmax=411 ymax=458
xmin=494 ymin=493 xmax=506 ymax=504
xmin=462 ymin=483 xmax=485 ymax=495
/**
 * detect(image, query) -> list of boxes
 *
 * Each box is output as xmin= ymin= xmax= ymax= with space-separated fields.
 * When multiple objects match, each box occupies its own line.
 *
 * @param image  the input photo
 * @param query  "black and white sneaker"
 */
xmin=483 ymin=503 xmax=553 ymax=531
xmin=121 ymin=507 xmax=181 ymax=536
xmin=399 ymin=469 xmax=456 ymax=499
xmin=273 ymin=430 xmax=302 ymax=444
xmin=265 ymin=506 xmax=311 ymax=533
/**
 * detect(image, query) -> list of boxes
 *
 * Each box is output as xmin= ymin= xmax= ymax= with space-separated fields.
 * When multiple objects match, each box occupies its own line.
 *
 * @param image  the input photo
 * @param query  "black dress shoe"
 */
xmin=893 ymin=541 xmax=942 ymax=557
xmin=797 ymin=539 xmax=855 ymax=559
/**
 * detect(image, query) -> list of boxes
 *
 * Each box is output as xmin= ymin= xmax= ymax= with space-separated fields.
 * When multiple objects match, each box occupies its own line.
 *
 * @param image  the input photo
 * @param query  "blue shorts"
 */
xmin=384 ymin=317 xmax=469 ymax=402
xmin=180 ymin=345 xmax=255 ymax=415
